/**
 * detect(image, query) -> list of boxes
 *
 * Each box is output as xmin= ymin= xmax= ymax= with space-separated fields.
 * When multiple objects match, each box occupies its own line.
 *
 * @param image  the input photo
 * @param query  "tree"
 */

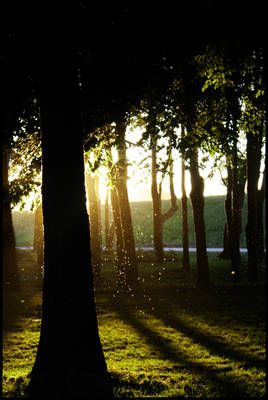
xmin=26 ymin=21 xmax=112 ymax=398
xmin=187 ymin=139 xmax=211 ymax=289
xmin=33 ymin=203 xmax=44 ymax=270
xmin=2 ymin=139 xmax=20 ymax=291
xmin=85 ymin=172 xmax=103 ymax=285
xmin=114 ymin=120 xmax=139 ymax=293
xmin=180 ymin=125 xmax=190 ymax=272
xmin=151 ymin=134 xmax=178 ymax=262
xmin=104 ymin=188 xmax=115 ymax=252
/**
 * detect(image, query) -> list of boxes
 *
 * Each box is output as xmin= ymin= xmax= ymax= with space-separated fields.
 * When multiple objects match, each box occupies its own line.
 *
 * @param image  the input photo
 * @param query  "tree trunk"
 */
xmin=115 ymin=120 xmax=138 ymax=292
xmin=151 ymin=136 xmax=178 ymax=262
xmin=151 ymin=137 xmax=164 ymax=262
xmin=218 ymin=164 xmax=232 ymax=260
xmin=180 ymin=126 xmax=190 ymax=272
xmin=256 ymin=168 xmax=266 ymax=261
xmin=110 ymin=187 xmax=127 ymax=288
xmin=2 ymin=142 xmax=20 ymax=291
xmin=85 ymin=174 xmax=103 ymax=284
xmin=104 ymin=189 xmax=114 ymax=251
xmin=246 ymin=127 xmax=263 ymax=282
xmin=189 ymin=149 xmax=211 ymax=289
xmin=230 ymin=153 xmax=246 ymax=281
xmin=27 ymin=22 xmax=112 ymax=398
xmin=34 ymin=203 xmax=44 ymax=268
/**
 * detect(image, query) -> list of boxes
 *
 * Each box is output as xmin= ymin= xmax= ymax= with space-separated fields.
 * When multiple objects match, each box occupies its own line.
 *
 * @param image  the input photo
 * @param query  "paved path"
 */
xmin=16 ymin=246 xmax=249 ymax=253
xmin=137 ymin=247 xmax=248 ymax=253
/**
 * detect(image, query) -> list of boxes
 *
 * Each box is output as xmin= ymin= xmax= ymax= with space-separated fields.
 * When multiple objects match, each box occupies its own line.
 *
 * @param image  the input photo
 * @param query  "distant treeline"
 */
xmin=13 ymin=196 xmax=265 ymax=248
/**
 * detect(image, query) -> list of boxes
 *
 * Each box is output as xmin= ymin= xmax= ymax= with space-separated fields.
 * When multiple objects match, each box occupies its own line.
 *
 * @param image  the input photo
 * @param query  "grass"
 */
xmin=13 ymin=196 xmax=266 ymax=248
xmin=2 ymin=248 xmax=266 ymax=398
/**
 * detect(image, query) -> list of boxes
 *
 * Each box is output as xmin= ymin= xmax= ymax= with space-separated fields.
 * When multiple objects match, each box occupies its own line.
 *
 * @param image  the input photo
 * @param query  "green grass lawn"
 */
xmin=2 ymin=249 xmax=266 ymax=398
xmin=13 ymin=195 xmax=264 ymax=249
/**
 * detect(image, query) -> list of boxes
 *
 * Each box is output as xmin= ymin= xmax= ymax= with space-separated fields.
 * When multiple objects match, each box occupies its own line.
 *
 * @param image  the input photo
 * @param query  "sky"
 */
xmin=97 ymin=126 xmax=228 ymax=204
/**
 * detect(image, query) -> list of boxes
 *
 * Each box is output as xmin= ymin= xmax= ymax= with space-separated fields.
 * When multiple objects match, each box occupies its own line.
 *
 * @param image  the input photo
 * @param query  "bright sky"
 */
xmin=97 ymin=126 xmax=228 ymax=204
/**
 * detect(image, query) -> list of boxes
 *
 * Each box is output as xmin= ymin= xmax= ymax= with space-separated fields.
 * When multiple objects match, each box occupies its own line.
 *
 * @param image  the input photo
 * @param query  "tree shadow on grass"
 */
xmin=148 ymin=298 xmax=265 ymax=371
xmin=111 ymin=299 xmax=264 ymax=398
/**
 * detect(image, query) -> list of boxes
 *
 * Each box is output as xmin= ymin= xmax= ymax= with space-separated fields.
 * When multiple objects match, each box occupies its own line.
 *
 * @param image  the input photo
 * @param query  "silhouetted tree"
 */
xmin=180 ymin=125 xmax=190 ymax=272
xmin=2 ymin=140 xmax=20 ymax=291
xmin=26 ymin=18 xmax=112 ymax=398
xmin=33 ymin=203 xmax=44 ymax=269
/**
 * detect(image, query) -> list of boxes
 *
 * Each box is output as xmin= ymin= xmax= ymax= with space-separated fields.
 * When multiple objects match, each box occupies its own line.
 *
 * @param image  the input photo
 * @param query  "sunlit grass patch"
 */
xmin=3 ymin=250 xmax=266 ymax=398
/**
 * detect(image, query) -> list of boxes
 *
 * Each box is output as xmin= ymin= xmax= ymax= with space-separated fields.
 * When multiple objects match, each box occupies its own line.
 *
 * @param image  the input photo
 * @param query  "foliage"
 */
xmin=8 ymin=97 xmax=42 ymax=211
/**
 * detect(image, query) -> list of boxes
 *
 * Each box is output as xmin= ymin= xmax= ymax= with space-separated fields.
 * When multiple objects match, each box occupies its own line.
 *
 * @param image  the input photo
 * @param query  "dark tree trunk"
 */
xmin=151 ymin=137 xmax=178 ymax=262
xmin=218 ymin=164 xmax=232 ymax=260
xmin=2 ymin=142 xmax=20 ymax=291
xmin=256 ymin=169 xmax=266 ymax=261
xmin=85 ymin=174 xmax=103 ymax=284
xmin=34 ymin=203 xmax=44 ymax=268
xmin=115 ymin=120 xmax=138 ymax=292
xmin=151 ymin=138 xmax=164 ymax=262
xmin=246 ymin=127 xmax=263 ymax=282
xmin=189 ymin=149 xmax=211 ymax=289
xmin=27 ymin=22 xmax=112 ymax=398
xmin=180 ymin=126 xmax=190 ymax=272
xmin=110 ymin=187 xmax=127 ymax=288
xmin=104 ymin=189 xmax=114 ymax=251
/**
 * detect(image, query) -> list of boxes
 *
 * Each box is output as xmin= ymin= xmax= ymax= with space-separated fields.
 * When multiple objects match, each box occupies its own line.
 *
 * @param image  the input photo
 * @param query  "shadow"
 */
xmin=110 ymin=299 xmax=264 ymax=398
xmin=3 ymin=249 xmax=43 ymax=334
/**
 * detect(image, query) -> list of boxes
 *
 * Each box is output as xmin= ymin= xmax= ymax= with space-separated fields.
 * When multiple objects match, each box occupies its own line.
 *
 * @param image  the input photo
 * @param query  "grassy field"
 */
xmin=13 ymin=195 xmax=263 ymax=248
xmin=2 ymin=248 xmax=266 ymax=398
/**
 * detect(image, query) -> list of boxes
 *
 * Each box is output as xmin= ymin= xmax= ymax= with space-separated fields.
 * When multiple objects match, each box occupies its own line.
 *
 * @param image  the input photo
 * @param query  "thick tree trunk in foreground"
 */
xmin=2 ymin=142 xmax=20 ymax=291
xmin=27 ymin=26 xmax=112 ymax=398
xmin=180 ymin=126 xmax=190 ymax=272
xmin=189 ymin=149 xmax=211 ymax=289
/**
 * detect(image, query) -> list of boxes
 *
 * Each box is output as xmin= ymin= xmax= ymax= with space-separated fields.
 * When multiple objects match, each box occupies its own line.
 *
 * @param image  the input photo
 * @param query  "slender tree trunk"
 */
xmin=246 ymin=127 xmax=263 ymax=282
xmin=151 ymin=136 xmax=178 ymax=262
xmin=180 ymin=126 xmax=190 ymax=272
xmin=151 ymin=137 xmax=164 ymax=262
xmin=34 ymin=203 xmax=44 ymax=268
xmin=115 ymin=120 xmax=138 ymax=292
xmin=27 ymin=22 xmax=112 ymax=398
xmin=85 ymin=174 xmax=103 ymax=284
xmin=104 ymin=189 xmax=114 ymax=251
xmin=189 ymin=149 xmax=211 ymax=289
xmin=256 ymin=169 xmax=266 ymax=261
xmin=110 ymin=187 xmax=126 ymax=288
xmin=2 ymin=142 xmax=20 ymax=291
xmin=218 ymin=164 xmax=232 ymax=260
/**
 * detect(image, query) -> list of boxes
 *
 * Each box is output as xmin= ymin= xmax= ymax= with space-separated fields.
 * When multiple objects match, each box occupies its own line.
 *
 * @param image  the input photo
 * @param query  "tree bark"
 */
xmin=110 ymin=187 xmax=127 ymax=288
xmin=189 ymin=149 xmax=211 ymax=289
xmin=104 ymin=189 xmax=114 ymax=251
xmin=151 ymin=136 xmax=178 ymax=262
xmin=27 ymin=22 xmax=112 ymax=398
xmin=115 ymin=120 xmax=139 ymax=292
xmin=180 ymin=126 xmax=190 ymax=272
xmin=2 ymin=142 xmax=20 ymax=291
xmin=256 ymin=168 xmax=266 ymax=261
xmin=85 ymin=173 xmax=103 ymax=284
xmin=246 ymin=127 xmax=263 ymax=282
xmin=34 ymin=203 xmax=44 ymax=268
xmin=151 ymin=137 xmax=164 ymax=262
